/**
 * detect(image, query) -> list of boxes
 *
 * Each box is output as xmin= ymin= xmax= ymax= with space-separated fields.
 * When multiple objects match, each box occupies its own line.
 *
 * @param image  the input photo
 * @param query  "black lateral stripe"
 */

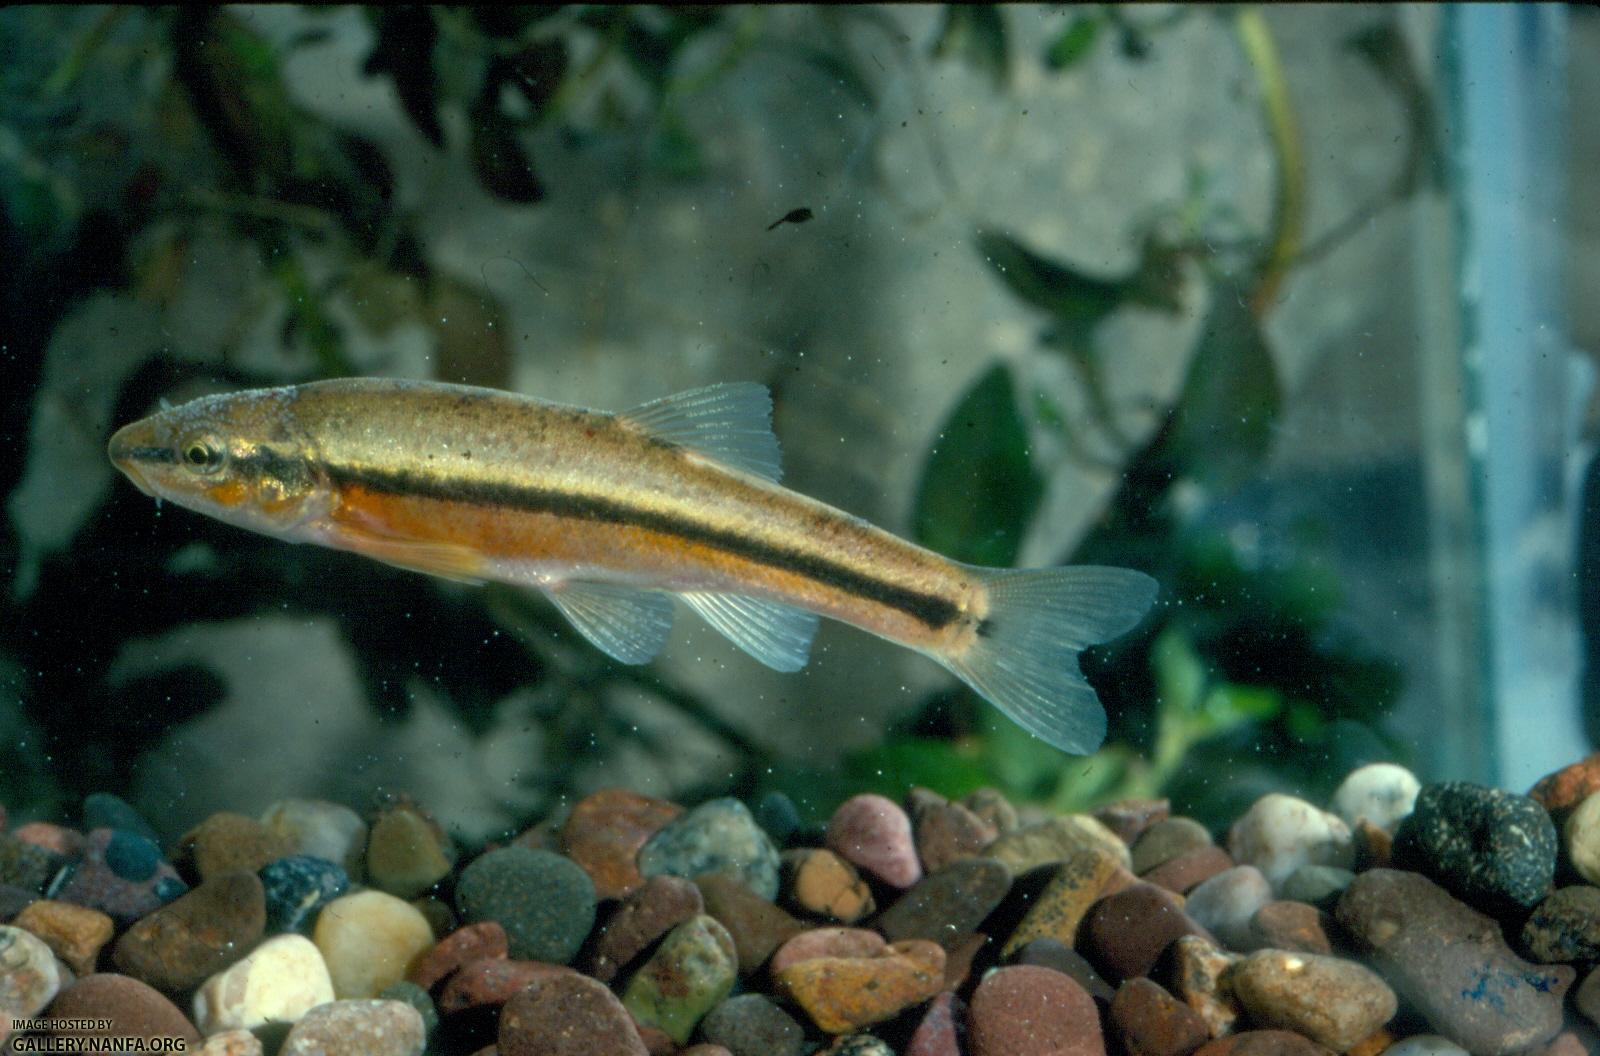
xmin=327 ymin=462 xmax=961 ymax=628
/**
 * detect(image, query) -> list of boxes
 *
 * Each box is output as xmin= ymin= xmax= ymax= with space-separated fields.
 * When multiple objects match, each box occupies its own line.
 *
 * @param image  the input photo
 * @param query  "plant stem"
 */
xmin=1235 ymin=8 xmax=1305 ymax=318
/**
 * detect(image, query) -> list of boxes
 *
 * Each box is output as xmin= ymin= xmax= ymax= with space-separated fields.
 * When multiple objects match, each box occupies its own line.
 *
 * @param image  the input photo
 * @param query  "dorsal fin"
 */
xmin=621 ymin=382 xmax=783 ymax=482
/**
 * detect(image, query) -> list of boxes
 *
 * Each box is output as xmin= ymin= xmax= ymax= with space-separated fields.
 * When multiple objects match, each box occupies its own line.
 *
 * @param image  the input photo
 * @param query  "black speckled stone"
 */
xmin=456 ymin=846 xmax=596 ymax=964
xmin=260 ymin=854 xmax=349 ymax=933
xmin=1522 ymin=886 xmax=1600 ymax=963
xmin=1392 ymin=781 xmax=1557 ymax=916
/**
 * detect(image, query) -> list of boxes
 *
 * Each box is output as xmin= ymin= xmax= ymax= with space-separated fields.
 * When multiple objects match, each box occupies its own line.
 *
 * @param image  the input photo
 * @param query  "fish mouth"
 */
xmin=107 ymin=421 xmax=162 ymax=497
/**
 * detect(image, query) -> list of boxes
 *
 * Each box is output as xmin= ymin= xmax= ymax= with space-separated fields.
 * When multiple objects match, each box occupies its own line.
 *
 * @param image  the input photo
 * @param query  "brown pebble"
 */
xmin=782 ymin=848 xmax=874 ymax=923
xmin=1529 ymin=752 xmax=1600 ymax=824
xmin=679 ymin=1047 xmax=734 ymax=1056
xmin=963 ymin=788 xmax=1020 ymax=835
xmin=773 ymin=938 xmax=945 ymax=1034
xmin=48 ymin=973 xmax=201 ymax=1047
xmin=1011 ymin=938 xmax=1115 ymax=1002
xmin=11 ymin=823 xmax=86 ymax=859
xmin=942 ymin=930 xmax=990 ymax=990
xmin=968 ymin=964 xmax=1105 ymax=1056
xmin=1143 ymin=846 xmax=1235 ymax=895
xmin=438 ymin=957 xmax=579 ymax=1013
xmin=585 ymin=875 xmax=703 ymax=984
xmin=13 ymin=900 xmax=114 ymax=976
xmin=561 ymin=789 xmax=682 ymax=901
xmin=908 ymin=787 xmax=998 ymax=873
xmin=1192 ymin=1030 xmax=1334 ymax=1056
xmin=1110 ymin=977 xmax=1211 ymax=1056
xmin=1095 ymin=799 xmax=1173 ymax=844
xmin=1246 ymin=901 xmax=1332 ymax=955
xmin=633 ymin=1022 xmax=676 ymax=1055
xmin=1352 ymin=819 xmax=1392 ymax=870
xmin=178 ymin=813 xmax=293 ymax=881
xmin=695 ymin=872 xmax=804 ymax=975
xmin=1166 ymin=934 xmax=1243 ymax=1038
xmin=499 ymin=972 xmax=648 ymax=1056
xmin=1082 ymin=881 xmax=1217 ymax=983
xmin=770 ymin=927 xmax=885 ymax=976
xmin=1345 ymin=1029 xmax=1395 ymax=1056
xmin=112 ymin=872 xmax=266 ymax=992
xmin=407 ymin=920 xmax=508 ymax=992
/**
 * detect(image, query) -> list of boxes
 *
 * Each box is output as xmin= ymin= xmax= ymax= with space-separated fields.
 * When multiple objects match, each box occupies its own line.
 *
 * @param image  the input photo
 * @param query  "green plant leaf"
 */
xmin=975 ymin=229 xmax=1125 ymax=344
xmin=931 ymin=6 xmax=1009 ymax=89
xmin=913 ymin=363 xmax=1043 ymax=567
xmin=363 ymin=8 xmax=444 ymax=148
xmin=1045 ymin=14 xmax=1101 ymax=70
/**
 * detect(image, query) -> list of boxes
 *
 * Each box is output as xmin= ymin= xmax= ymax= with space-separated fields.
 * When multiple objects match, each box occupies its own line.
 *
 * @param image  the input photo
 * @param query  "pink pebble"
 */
xmin=826 ymin=794 xmax=922 ymax=889
xmin=769 ymin=926 xmax=885 ymax=975
xmin=13 ymin=822 xmax=86 ymax=858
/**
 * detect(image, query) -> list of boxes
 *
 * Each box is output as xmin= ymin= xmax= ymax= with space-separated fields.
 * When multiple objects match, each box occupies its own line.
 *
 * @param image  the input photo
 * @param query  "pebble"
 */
xmin=1528 ymin=752 xmax=1600 ymax=823
xmin=1011 ymin=938 xmax=1115 ymax=1002
xmin=408 ymin=920 xmax=509 ymax=991
xmin=753 ymin=791 xmax=802 ymax=848
xmin=499 ymin=972 xmax=647 ymax=1056
xmin=697 ymin=993 xmax=807 ymax=1056
xmin=437 ymin=957 xmax=575 ymax=1013
xmin=1182 ymin=865 xmax=1273 ymax=953
xmin=1083 ymin=881 xmax=1215 ymax=982
xmin=83 ymin=793 xmax=158 ymax=843
xmin=48 ymin=973 xmax=201 ymax=1047
xmin=638 ymin=799 xmax=781 ymax=901
xmin=681 ymin=1047 xmax=735 ymax=1056
xmin=11 ymin=900 xmax=114 ymax=976
xmin=313 ymin=889 xmax=437 ymax=999
xmin=584 ymin=875 xmax=701 ymax=984
xmin=1109 ymin=977 xmax=1211 ymax=1056
xmin=1094 ymin=798 xmax=1172 ymax=844
xmin=0 ymin=882 xmax=37 ymax=920
xmin=260 ymin=799 xmax=368 ymax=879
xmin=1279 ymin=866 xmax=1354 ymax=907
xmin=11 ymin=822 xmax=85 ymax=859
xmin=198 ymin=1028 xmax=265 ymax=1055
xmin=821 ymin=1037 xmax=894 ymax=1056
xmin=621 ymin=915 xmax=737 ymax=1043
xmin=905 ymin=989 xmax=964 ymax=1056
xmin=782 ymin=847 xmax=874 ymax=923
xmin=1168 ymin=935 xmax=1243 ymax=1038
xmin=826 ymin=794 xmax=922 ymax=889
xmin=1520 ymin=885 xmax=1600 ymax=962
xmin=0 ymin=924 xmax=62 ymax=1018
xmin=1391 ymin=782 xmax=1557 ymax=914
xmin=1331 ymin=763 xmax=1421 ymax=832
xmin=0 ymin=832 xmax=63 ymax=893
xmin=378 ymin=979 xmax=438 ymax=1036
xmin=1579 ymin=967 xmax=1600 ymax=1028
xmin=260 ymin=854 xmax=348 ymax=933
xmin=1227 ymin=795 xmax=1354 ymax=892
xmin=191 ymin=933 xmax=336 ymax=1033
xmin=875 ymin=857 xmax=1012 ymax=948
xmin=1143 ymin=846 xmax=1235 ymax=895
xmin=1246 ymin=901 xmax=1332 ymax=954
xmin=773 ymin=937 xmax=944 ymax=1033
xmin=968 ymin=964 xmax=1104 ymax=1056
xmin=1383 ymin=1038 xmax=1471 ymax=1056
xmin=986 ymin=814 xmax=1131 ymax=875
xmin=1191 ymin=1030 xmax=1335 ymax=1056
xmin=1565 ymin=791 xmax=1600 ymax=885
xmin=771 ymin=927 xmax=884 ymax=975
xmin=179 ymin=813 xmax=294 ymax=881
xmin=695 ymin=872 xmax=804 ymax=975
xmin=1227 ymin=949 xmax=1397 ymax=1050
xmin=560 ymin=788 xmax=682 ymax=901
xmin=1132 ymin=817 xmax=1214 ymax=875
xmin=908 ymin=788 xmax=998 ymax=873
xmin=279 ymin=998 xmax=425 ymax=1056
xmin=113 ymin=871 xmax=266 ymax=992
xmin=455 ymin=846 xmax=596 ymax=964
xmin=366 ymin=800 xmax=456 ymax=899
xmin=961 ymin=788 xmax=1018 ymax=834
xmin=1000 ymin=848 xmax=1121 ymax=956
xmin=52 ymin=829 xmax=185 ymax=926
xmin=1336 ymin=868 xmax=1570 ymax=1055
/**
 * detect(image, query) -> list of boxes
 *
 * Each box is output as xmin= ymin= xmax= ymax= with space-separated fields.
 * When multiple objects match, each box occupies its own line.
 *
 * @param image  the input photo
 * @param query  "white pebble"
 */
xmin=1227 ymin=793 xmax=1354 ymax=892
xmin=0 ymin=925 xmax=62 ymax=1018
xmin=261 ymin=799 xmax=369 ymax=879
xmin=1184 ymin=865 xmax=1273 ymax=952
xmin=1565 ymin=790 xmax=1600 ymax=885
xmin=193 ymin=934 xmax=335 ymax=1033
xmin=313 ymin=890 xmax=435 ymax=999
xmin=1331 ymin=763 xmax=1420 ymax=832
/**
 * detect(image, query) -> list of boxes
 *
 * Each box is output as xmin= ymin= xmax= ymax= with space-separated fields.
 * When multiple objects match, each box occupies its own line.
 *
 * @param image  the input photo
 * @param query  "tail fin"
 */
xmin=940 ymin=565 xmax=1157 ymax=754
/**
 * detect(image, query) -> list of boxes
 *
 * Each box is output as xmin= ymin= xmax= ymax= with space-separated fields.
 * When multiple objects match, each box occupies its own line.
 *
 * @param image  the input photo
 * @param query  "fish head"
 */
xmin=108 ymin=386 xmax=332 ymax=537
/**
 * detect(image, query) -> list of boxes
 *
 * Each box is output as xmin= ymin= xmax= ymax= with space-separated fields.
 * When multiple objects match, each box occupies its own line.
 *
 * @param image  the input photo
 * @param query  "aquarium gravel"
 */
xmin=2 ymin=759 xmax=1600 ymax=1055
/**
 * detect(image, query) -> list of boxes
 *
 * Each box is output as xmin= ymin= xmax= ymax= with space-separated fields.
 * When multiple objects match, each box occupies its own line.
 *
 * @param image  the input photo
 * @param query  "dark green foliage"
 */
xmin=931 ymin=6 xmax=1010 ymax=88
xmin=913 ymin=364 xmax=1043 ymax=568
xmin=1045 ymin=14 xmax=1101 ymax=71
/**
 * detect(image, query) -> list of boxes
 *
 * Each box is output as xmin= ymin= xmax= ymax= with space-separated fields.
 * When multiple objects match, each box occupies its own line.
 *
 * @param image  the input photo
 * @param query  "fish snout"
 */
xmin=107 ymin=420 xmax=163 ymax=497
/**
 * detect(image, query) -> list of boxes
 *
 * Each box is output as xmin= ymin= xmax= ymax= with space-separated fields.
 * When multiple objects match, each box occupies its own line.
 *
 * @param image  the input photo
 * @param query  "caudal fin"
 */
xmin=940 ymin=565 xmax=1157 ymax=754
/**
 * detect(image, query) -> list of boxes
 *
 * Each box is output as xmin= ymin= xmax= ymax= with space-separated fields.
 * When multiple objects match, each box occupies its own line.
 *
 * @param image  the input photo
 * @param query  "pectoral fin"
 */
xmin=334 ymin=525 xmax=487 ymax=584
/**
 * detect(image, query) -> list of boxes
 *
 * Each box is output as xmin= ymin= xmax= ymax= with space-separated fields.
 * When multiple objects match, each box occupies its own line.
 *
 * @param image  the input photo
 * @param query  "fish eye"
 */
xmin=179 ymin=435 xmax=225 ymax=475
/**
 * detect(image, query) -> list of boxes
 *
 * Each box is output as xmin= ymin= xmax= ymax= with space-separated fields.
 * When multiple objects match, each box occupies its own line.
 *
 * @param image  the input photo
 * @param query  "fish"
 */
xmin=107 ymin=378 xmax=1156 ymax=753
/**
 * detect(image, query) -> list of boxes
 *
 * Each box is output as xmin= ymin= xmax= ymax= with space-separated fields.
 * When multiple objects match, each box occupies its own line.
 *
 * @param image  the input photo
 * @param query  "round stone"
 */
xmin=875 ymin=857 xmax=1012 ymax=948
xmin=82 ymin=793 xmax=158 ymax=843
xmin=1392 ymin=782 xmax=1557 ymax=915
xmin=113 ymin=871 xmax=267 ymax=992
xmin=1227 ymin=949 xmax=1397 ymax=1050
xmin=0 ymin=924 xmax=62 ymax=1018
xmin=49 ymin=973 xmax=200 ymax=1048
xmin=782 ymin=848 xmax=874 ymax=923
xmin=455 ymin=846 xmax=596 ymax=964
xmin=968 ymin=965 xmax=1104 ymax=1056
xmin=584 ymin=875 xmax=701 ymax=984
xmin=366 ymin=801 xmax=456 ymax=899
xmin=1131 ymin=817 xmax=1213 ymax=875
xmin=1565 ymin=791 xmax=1600 ymax=885
xmin=10 ymin=900 xmax=114 ymax=976
xmin=103 ymin=830 xmax=163 ymax=882
xmin=279 ymin=998 xmax=425 ymax=1056
xmin=1521 ymin=886 xmax=1600 ymax=963
xmin=180 ymin=813 xmax=294 ymax=881
xmin=698 ymin=993 xmax=807 ymax=1056
xmin=259 ymin=799 xmax=368 ymax=880
xmin=260 ymin=855 xmax=348 ymax=933
xmin=1331 ymin=763 xmax=1420 ymax=833
xmin=407 ymin=920 xmax=509 ymax=992
xmin=560 ymin=788 xmax=682 ymax=901
xmin=377 ymin=980 xmax=437 ymax=1037
xmin=192 ymin=933 xmax=336 ymax=1033
xmin=1227 ymin=795 xmax=1354 ymax=892
xmin=499 ymin=973 xmax=648 ymax=1056
xmin=621 ymin=915 xmax=738 ymax=1044
xmin=773 ymin=938 xmax=945 ymax=1034
xmin=314 ymin=890 xmax=437 ymax=998
xmin=1183 ymin=866 xmax=1273 ymax=953
xmin=639 ymin=798 xmax=781 ymax=901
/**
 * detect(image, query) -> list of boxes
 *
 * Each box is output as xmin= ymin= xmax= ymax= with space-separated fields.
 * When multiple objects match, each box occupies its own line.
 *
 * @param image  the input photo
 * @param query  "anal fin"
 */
xmin=680 ymin=592 xmax=819 ymax=672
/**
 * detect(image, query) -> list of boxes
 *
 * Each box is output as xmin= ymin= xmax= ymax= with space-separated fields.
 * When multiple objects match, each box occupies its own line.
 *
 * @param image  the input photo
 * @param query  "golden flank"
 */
xmin=109 ymin=379 xmax=1155 ymax=753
